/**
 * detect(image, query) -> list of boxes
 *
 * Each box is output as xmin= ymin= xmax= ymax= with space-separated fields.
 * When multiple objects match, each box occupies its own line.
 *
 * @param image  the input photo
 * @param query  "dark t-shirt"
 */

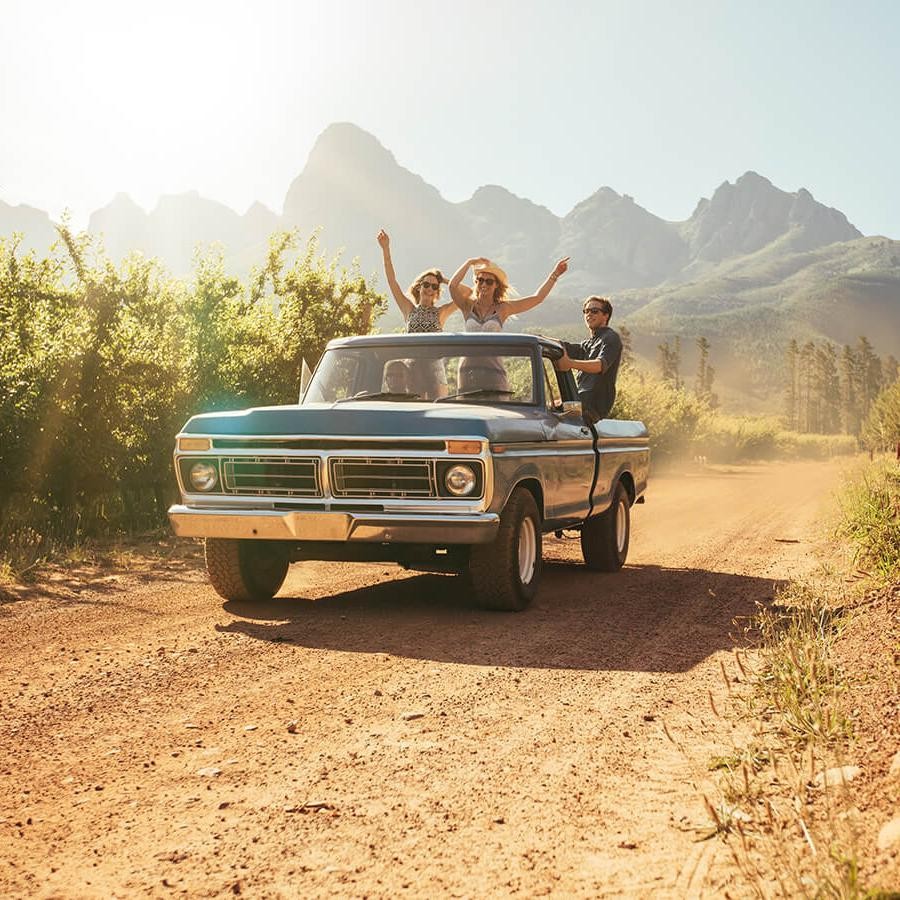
xmin=561 ymin=327 xmax=623 ymax=424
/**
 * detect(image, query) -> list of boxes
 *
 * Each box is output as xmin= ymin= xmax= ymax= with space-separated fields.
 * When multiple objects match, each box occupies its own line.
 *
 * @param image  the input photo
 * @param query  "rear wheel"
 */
xmin=581 ymin=482 xmax=630 ymax=571
xmin=205 ymin=539 xmax=289 ymax=602
xmin=469 ymin=487 xmax=542 ymax=611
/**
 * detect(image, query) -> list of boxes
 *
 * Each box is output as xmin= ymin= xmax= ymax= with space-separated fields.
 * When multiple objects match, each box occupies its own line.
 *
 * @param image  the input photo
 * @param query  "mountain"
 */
xmin=0 ymin=200 xmax=58 ymax=254
xmin=283 ymin=123 xmax=472 ymax=281
xmin=3 ymin=121 xmax=898 ymax=410
xmin=556 ymin=188 xmax=688 ymax=292
xmin=680 ymin=171 xmax=860 ymax=265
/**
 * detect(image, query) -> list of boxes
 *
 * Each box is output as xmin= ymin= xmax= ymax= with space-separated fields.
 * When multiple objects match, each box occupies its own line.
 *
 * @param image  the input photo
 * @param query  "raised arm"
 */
xmin=377 ymin=229 xmax=415 ymax=319
xmin=448 ymin=257 xmax=489 ymax=309
xmin=497 ymin=257 xmax=569 ymax=321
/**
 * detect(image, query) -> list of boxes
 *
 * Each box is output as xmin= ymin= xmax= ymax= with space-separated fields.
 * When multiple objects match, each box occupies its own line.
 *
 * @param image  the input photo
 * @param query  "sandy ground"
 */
xmin=0 ymin=460 xmax=850 ymax=898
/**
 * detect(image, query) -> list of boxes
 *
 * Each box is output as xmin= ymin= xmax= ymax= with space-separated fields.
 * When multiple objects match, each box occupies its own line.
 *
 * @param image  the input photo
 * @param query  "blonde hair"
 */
xmin=474 ymin=264 xmax=509 ymax=302
xmin=409 ymin=269 xmax=444 ymax=304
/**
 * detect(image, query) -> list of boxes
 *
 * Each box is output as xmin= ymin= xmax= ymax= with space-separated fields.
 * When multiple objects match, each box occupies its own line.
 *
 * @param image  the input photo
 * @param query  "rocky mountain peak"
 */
xmin=684 ymin=171 xmax=861 ymax=262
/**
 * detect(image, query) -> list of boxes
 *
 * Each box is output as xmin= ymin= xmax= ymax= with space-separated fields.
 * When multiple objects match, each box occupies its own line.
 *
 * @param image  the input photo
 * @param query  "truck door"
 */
xmin=539 ymin=355 xmax=595 ymax=527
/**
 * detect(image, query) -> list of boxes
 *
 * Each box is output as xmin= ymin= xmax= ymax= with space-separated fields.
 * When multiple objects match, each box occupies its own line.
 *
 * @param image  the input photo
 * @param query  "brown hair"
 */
xmin=409 ymin=269 xmax=444 ymax=304
xmin=583 ymin=295 xmax=613 ymax=321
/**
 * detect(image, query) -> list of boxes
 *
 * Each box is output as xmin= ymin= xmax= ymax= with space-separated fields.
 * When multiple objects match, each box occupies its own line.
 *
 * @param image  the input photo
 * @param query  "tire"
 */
xmin=581 ymin=482 xmax=630 ymax=571
xmin=205 ymin=538 xmax=289 ymax=602
xmin=469 ymin=486 xmax=542 ymax=611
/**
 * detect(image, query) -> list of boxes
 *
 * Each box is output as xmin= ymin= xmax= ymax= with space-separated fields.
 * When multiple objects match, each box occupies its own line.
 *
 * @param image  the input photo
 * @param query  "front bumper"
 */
xmin=167 ymin=505 xmax=500 ymax=544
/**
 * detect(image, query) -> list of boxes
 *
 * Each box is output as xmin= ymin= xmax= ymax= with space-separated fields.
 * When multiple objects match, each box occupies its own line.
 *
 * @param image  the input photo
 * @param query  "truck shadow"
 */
xmin=217 ymin=561 xmax=782 ymax=673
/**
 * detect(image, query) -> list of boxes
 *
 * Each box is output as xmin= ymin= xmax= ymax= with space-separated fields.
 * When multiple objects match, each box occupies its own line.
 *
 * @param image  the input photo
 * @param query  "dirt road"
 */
xmin=0 ymin=460 xmax=848 ymax=898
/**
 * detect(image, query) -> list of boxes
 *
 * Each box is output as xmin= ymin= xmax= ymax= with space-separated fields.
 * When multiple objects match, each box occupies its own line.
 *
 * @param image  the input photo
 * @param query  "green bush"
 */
xmin=0 ymin=227 xmax=385 ymax=575
xmin=860 ymin=378 xmax=900 ymax=452
xmin=837 ymin=459 xmax=900 ymax=580
xmin=611 ymin=368 xmax=707 ymax=462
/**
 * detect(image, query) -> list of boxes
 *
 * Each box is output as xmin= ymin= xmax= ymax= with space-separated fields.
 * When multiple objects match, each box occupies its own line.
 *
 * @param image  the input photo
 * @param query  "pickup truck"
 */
xmin=168 ymin=332 xmax=649 ymax=611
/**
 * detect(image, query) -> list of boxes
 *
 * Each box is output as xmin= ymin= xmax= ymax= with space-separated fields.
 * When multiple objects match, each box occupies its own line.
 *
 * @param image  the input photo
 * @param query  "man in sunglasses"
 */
xmin=554 ymin=296 xmax=622 ymax=425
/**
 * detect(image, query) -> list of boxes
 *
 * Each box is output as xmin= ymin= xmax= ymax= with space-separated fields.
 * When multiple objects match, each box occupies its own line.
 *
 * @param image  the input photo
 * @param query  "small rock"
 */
xmin=286 ymin=721 xmax=299 ymax=734
xmin=197 ymin=766 xmax=222 ymax=778
xmin=401 ymin=712 xmax=425 ymax=722
xmin=814 ymin=765 xmax=861 ymax=788
xmin=184 ymin=723 xmax=201 ymax=730
xmin=877 ymin=817 xmax=900 ymax=851
xmin=243 ymin=725 xmax=258 ymax=732
xmin=618 ymin=840 xmax=638 ymax=850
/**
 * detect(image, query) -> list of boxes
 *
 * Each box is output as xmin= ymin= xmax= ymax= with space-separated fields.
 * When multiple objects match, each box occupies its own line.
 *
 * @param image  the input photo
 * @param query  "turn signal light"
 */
xmin=446 ymin=440 xmax=482 ymax=454
xmin=178 ymin=437 xmax=212 ymax=451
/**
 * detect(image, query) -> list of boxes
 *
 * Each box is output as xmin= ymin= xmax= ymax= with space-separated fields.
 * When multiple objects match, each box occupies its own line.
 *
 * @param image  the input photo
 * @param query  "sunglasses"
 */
xmin=583 ymin=307 xmax=608 ymax=315
xmin=475 ymin=276 xmax=497 ymax=286
xmin=420 ymin=281 xmax=440 ymax=291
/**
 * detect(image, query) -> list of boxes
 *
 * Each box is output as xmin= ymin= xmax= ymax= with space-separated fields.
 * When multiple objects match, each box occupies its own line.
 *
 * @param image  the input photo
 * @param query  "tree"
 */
xmin=784 ymin=339 xmax=799 ymax=430
xmin=618 ymin=324 xmax=633 ymax=368
xmin=695 ymin=336 xmax=717 ymax=408
xmin=657 ymin=338 xmax=681 ymax=388
xmin=860 ymin=379 xmax=900 ymax=452
xmin=840 ymin=344 xmax=858 ymax=435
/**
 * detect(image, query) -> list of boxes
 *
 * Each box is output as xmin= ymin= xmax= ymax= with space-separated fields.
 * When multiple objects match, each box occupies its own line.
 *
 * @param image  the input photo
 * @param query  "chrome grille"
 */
xmin=222 ymin=457 xmax=321 ymax=497
xmin=330 ymin=458 xmax=434 ymax=498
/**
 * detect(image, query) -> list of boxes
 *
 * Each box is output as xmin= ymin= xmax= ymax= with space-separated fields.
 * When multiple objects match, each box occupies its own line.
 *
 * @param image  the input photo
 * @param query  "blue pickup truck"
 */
xmin=169 ymin=332 xmax=649 ymax=611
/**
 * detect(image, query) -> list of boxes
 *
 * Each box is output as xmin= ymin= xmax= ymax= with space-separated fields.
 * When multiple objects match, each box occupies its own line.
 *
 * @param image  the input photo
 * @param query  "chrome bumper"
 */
xmin=167 ymin=505 xmax=500 ymax=544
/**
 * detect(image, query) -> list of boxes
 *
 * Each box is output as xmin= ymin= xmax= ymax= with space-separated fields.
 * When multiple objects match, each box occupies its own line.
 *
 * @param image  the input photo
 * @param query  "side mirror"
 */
xmin=299 ymin=358 xmax=313 ymax=403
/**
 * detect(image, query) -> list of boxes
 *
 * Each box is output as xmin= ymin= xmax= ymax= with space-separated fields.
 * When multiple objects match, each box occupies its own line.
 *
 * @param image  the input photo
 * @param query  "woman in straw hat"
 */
xmin=448 ymin=255 xmax=570 ymax=332
xmin=448 ymin=255 xmax=569 ymax=393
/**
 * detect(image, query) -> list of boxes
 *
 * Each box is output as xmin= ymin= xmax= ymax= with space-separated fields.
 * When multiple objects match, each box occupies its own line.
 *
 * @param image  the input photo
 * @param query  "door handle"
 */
xmin=580 ymin=427 xmax=590 ymax=435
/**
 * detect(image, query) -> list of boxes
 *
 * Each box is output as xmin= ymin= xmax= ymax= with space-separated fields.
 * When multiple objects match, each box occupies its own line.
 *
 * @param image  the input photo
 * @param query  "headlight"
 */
xmin=189 ymin=462 xmax=219 ymax=491
xmin=444 ymin=464 xmax=476 ymax=497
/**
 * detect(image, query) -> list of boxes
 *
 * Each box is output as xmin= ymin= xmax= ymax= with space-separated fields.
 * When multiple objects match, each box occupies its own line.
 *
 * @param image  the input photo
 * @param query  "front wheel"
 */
xmin=468 ymin=486 xmax=542 ymax=611
xmin=581 ymin=482 xmax=630 ymax=571
xmin=205 ymin=539 xmax=290 ymax=602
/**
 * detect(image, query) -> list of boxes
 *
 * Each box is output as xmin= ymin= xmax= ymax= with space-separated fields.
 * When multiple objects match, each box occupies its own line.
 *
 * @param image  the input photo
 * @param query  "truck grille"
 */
xmin=329 ymin=458 xmax=435 ymax=498
xmin=222 ymin=457 xmax=321 ymax=497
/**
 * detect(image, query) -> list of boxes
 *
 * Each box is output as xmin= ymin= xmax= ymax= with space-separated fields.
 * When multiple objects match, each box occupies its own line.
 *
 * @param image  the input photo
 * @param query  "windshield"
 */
xmin=304 ymin=344 xmax=537 ymax=405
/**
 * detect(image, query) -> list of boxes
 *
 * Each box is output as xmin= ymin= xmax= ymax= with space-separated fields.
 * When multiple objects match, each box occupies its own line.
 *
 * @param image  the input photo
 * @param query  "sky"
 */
xmin=2 ymin=0 xmax=899 ymax=236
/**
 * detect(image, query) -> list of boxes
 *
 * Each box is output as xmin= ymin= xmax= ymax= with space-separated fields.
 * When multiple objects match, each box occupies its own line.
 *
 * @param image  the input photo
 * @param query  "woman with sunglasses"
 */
xmin=377 ymin=229 xmax=464 ymax=332
xmin=377 ymin=229 xmax=470 ymax=397
xmin=448 ymin=255 xmax=569 ymax=393
xmin=448 ymin=255 xmax=570 ymax=332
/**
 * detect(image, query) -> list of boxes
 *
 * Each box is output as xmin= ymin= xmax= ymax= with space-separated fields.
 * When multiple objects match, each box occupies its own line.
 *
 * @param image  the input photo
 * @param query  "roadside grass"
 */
xmin=836 ymin=459 xmax=900 ymax=582
xmin=689 ymin=458 xmax=899 ymax=897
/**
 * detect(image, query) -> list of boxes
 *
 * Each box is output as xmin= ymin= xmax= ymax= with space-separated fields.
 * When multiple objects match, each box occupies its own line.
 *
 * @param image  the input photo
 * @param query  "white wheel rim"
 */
xmin=615 ymin=500 xmax=627 ymax=554
xmin=518 ymin=517 xmax=537 ymax=584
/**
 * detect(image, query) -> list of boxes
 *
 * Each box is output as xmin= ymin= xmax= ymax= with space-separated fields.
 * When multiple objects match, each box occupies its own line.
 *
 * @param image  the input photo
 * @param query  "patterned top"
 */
xmin=406 ymin=304 xmax=442 ymax=333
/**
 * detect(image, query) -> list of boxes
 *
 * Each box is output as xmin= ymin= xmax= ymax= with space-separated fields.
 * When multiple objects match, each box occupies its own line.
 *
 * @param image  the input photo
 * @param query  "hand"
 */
xmin=377 ymin=229 xmax=390 ymax=250
xmin=469 ymin=256 xmax=490 ymax=267
xmin=554 ymin=349 xmax=572 ymax=372
xmin=552 ymin=257 xmax=570 ymax=278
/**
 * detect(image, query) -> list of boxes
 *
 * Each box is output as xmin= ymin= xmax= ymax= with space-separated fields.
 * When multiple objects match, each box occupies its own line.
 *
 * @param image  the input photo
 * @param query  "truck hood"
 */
xmin=180 ymin=402 xmax=549 ymax=444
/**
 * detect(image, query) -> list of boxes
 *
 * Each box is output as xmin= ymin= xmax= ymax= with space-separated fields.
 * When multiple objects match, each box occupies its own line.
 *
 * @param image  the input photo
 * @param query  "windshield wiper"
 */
xmin=435 ymin=389 xmax=515 ymax=403
xmin=336 ymin=391 xmax=422 ymax=403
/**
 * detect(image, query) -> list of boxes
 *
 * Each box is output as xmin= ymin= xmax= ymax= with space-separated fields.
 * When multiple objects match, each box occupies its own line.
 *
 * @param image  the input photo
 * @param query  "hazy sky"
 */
xmin=3 ymin=0 xmax=898 ymax=236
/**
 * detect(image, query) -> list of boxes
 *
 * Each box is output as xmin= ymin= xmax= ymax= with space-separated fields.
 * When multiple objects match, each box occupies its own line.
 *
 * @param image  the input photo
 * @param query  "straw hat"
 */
xmin=473 ymin=261 xmax=509 ymax=289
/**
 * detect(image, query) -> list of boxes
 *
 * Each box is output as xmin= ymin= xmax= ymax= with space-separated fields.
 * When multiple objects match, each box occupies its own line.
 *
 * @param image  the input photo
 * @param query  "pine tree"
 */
xmin=784 ymin=339 xmax=799 ymax=430
xmin=840 ymin=344 xmax=857 ymax=435
xmin=619 ymin=324 xmax=633 ymax=368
